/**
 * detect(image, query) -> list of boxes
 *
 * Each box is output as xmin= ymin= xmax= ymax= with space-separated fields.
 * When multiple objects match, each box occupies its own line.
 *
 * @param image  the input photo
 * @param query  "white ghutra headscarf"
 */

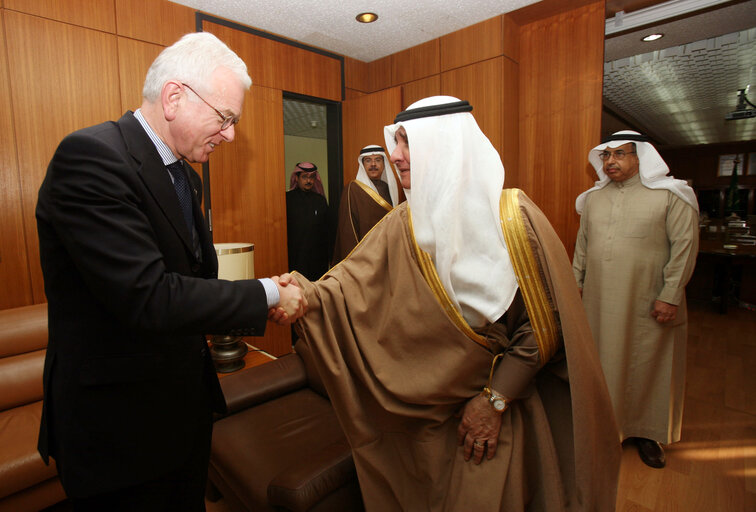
xmin=355 ymin=145 xmax=398 ymax=206
xmin=384 ymin=96 xmax=518 ymax=328
xmin=576 ymin=130 xmax=698 ymax=214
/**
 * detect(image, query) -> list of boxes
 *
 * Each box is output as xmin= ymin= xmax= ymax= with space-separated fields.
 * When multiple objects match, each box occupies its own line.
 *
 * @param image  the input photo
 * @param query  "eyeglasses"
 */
xmin=598 ymin=150 xmax=637 ymax=161
xmin=181 ymin=83 xmax=238 ymax=131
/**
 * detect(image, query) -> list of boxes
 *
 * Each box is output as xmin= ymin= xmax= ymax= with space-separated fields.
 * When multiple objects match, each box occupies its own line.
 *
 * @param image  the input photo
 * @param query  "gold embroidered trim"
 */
xmin=500 ymin=189 xmax=558 ymax=363
xmin=407 ymin=207 xmax=487 ymax=347
xmin=354 ymin=180 xmax=393 ymax=212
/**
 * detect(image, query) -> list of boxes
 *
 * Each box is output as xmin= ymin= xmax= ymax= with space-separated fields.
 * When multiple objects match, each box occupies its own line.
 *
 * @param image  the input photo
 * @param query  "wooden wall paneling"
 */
xmin=5 ymin=0 xmax=115 ymax=32
xmin=401 ymin=75 xmax=441 ymax=110
xmin=204 ymin=22 xmax=281 ymax=91
xmin=115 ymin=0 xmax=196 ymax=46
xmin=0 ymin=10 xmax=34 ymax=308
xmin=510 ymin=0 xmax=599 ymax=25
xmin=502 ymin=14 xmax=520 ymax=62
xmin=344 ymin=56 xmax=369 ymax=93
xmin=209 ymin=85 xmax=291 ymax=356
xmin=441 ymin=58 xmax=505 ymax=167
xmin=660 ymin=141 xmax=756 ymax=189
xmin=344 ymin=88 xmax=365 ymax=100
xmin=368 ymin=55 xmax=393 ymax=93
xmin=341 ymin=87 xmax=402 ymax=186
xmin=518 ymin=1 xmax=605 ymax=256
xmin=5 ymin=10 xmax=122 ymax=303
xmin=501 ymin=57 xmax=520 ymax=187
xmin=273 ymin=41 xmax=342 ymax=102
xmin=440 ymin=16 xmax=503 ymax=72
xmin=203 ymin=21 xmax=341 ymax=102
xmin=117 ymin=37 xmax=163 ymax=113
xmin=391 ymin=39 xmax=439 ymax=86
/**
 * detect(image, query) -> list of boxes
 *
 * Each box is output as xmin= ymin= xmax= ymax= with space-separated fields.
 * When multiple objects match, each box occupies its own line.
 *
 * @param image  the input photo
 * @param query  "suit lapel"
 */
xmin=117 ymin=112 xmax=195 ymax=254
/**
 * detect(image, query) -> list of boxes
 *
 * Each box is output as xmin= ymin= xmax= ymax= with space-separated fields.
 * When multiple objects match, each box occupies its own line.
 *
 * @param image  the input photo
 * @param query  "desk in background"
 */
xmin=695 ymin=237 xmax=756 ymax=314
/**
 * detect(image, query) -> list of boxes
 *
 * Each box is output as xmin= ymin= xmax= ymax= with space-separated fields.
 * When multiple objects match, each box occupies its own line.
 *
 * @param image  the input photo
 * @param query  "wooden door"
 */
xmin=341 ymin=87 xmax=402 ymax=186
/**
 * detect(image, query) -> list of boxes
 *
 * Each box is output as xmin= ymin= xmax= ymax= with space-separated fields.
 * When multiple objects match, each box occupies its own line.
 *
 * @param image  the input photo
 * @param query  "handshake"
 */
xmin=267 ymin=273 xmax=308 ymax=325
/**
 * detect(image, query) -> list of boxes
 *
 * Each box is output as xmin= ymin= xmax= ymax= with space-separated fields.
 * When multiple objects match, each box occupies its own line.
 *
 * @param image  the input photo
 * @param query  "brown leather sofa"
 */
xmin=209 ymin=341 xmax=364 ymax=512
xmin=0 ymin=303 xmax=66 ymax=512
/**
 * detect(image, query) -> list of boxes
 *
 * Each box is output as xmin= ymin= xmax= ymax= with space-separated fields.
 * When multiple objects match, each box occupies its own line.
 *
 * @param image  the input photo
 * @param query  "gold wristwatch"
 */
xmin=483 ymin=353 xmax=508 ymax=412
xmin=483 ymin=386 xmax=508 ymax=412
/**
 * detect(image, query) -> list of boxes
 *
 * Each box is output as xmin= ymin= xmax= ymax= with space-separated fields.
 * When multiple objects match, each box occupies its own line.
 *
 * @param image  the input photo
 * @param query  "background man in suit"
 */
xmin=36 ymin=32 xmax=305 ymax=511
xmin=286 ymin=162 xmax=330 ymax=280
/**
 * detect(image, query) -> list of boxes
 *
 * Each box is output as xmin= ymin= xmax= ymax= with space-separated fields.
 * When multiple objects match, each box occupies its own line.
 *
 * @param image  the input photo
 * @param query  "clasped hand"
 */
xmin=651 ymin=300 xmax=677 ymax=324
xmin=456 ymin=394 xmax=503 ymax=465
xmin=267 ymin=273 xmax=307 ymax=325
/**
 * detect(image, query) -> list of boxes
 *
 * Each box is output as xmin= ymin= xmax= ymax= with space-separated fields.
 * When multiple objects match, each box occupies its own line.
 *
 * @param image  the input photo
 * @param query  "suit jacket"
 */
xmin=285 ymin=187 xmax=330 ymax=280
xmin=36 ymin=111 xmax=268 ymax=498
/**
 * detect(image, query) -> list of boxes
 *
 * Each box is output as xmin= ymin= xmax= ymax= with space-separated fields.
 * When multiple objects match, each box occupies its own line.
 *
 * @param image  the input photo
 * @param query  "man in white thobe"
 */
xmin=572 ymin=130 xmax=699 ymax=468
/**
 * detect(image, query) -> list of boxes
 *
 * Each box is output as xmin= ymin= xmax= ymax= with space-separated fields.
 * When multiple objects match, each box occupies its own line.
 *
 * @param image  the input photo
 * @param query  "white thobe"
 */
xmin=573 ymin=173 xmax=699 ymax=443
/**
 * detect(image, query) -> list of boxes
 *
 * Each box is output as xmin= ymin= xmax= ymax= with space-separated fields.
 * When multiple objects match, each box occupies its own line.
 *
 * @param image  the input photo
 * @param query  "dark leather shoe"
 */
xmin=635 ymin=437 xmax=665 ymax=468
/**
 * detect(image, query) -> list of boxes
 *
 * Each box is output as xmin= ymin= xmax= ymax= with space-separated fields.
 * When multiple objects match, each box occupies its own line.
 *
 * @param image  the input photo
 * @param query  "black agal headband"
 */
xmin=601 ymin=133 xmax=650 ymax=144
xmin=360 ymin=146 xmax=385 ymax=155
xmin=296 ymin=162 xmax=317 ymax=172
xmin=393 ymin=100 xmax=473 ymax=123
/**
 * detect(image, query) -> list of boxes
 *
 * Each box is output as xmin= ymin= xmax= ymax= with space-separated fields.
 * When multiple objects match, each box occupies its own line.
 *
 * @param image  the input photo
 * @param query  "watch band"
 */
xmin=483 ymin=386 xmax=508 ymax=412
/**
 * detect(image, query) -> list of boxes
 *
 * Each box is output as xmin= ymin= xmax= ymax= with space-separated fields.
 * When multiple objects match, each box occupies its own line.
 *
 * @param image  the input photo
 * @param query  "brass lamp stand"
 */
xmin=209 ymin=334 xmax=248 ymax=373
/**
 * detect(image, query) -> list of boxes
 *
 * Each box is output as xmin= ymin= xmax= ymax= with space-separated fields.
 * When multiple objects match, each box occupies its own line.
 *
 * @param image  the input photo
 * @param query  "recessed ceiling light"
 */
xmin=641 ymin=33 xmax=664 ymax=42
xmin=356 ymin=12 xmax=378 ymax=23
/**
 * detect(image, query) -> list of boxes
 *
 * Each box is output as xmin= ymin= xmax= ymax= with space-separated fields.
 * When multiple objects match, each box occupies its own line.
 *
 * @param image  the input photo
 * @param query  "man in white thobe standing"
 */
xmin=573 ymin=130 xmax=699 ymax=468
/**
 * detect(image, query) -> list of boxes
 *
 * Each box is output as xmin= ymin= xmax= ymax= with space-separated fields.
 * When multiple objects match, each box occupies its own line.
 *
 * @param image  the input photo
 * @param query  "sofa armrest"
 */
xmin=267 ymin=440 xmax=355 ymax=512
xmin=0 ymin=303 xmax=48 ymax=357
xmin=218 ymin=354 xmax=308 ymax=417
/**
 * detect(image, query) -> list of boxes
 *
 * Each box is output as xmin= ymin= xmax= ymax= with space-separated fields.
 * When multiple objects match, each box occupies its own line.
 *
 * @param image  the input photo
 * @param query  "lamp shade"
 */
xmin=215 ymin=243 xmax=254 ymax=280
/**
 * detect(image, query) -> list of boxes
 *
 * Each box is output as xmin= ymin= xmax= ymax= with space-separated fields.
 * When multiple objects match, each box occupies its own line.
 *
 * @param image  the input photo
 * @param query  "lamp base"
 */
xmin=209 ymin=335 xmax=248 ymax=373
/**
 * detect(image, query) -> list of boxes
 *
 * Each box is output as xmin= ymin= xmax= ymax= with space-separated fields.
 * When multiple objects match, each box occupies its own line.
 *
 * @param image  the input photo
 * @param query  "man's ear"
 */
xmin=162 ymin=81 xmax=182 ymax=122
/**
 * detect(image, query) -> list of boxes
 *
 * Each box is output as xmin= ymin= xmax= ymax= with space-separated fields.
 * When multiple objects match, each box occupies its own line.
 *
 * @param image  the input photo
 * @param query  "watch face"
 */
xmin=492 ymin=398 xmax=506 ymax=411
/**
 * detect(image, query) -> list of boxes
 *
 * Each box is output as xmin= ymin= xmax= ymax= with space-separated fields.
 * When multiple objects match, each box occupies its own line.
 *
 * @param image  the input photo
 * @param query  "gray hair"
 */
xmin=142 ymin=32 xmax=252 ymax=102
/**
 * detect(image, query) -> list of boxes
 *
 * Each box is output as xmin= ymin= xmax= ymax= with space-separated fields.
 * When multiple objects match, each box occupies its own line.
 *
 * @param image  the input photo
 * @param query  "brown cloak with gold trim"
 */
xmin=332 ymin=181 xmax=393 ymax=264
xmin=294 ymin=189 xmax=619 ymax=511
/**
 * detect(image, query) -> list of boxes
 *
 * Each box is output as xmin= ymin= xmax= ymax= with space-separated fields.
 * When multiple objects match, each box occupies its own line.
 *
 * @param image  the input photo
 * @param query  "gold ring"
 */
xmin=473 ymin=441 xmax=484 ymax=447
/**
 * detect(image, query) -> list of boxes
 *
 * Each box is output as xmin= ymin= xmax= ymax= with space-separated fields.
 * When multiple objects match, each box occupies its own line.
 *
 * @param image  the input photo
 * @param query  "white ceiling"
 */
xmin=170 ymin=0 xmax=539 ymax=62
xmin=171 ymin=0 xmax=756 ymax=147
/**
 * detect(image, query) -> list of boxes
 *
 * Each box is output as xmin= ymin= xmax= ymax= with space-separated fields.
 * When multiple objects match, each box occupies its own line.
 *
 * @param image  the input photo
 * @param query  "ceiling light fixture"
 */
xmin=642 ymin=33 xmax=664 ymax=42
xmin=356 ymin=12 xmax=378 ymax=23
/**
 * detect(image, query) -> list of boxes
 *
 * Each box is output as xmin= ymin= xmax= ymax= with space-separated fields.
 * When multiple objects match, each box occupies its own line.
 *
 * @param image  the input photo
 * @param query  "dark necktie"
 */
xmin=166 ymin=161 xmax=194 ymax=232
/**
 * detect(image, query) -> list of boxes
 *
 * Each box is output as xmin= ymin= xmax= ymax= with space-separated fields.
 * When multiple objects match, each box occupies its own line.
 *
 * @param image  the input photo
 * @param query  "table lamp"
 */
xmin=209 ymin=243 xmax=255 ymax=373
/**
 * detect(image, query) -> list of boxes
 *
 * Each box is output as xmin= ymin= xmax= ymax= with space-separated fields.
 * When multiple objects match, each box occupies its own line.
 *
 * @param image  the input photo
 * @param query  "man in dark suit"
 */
xmin=286 ymin=162 xmax=330 ymax=281
xmin=35 ymin=32 xmax=305 ymax=511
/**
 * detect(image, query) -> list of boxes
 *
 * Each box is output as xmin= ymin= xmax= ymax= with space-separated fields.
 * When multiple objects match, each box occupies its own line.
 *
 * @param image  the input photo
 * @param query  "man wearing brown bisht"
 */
xmin=286 ymin=96 xmax=620 ymax=511
xmin=332 ymin=145 xmax=399 ymax=263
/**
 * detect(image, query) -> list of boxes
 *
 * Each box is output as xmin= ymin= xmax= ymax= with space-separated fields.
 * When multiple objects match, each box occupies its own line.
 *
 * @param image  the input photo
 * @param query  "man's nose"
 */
xmin=390 ymin=147 xmax=401 ymax=164
xmin=220 ymin=123 xmax=235 ymax=142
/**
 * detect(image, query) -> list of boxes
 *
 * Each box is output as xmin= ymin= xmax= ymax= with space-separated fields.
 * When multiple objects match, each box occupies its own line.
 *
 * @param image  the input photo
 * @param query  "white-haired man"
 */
xmin=332 ymin=145 xmax=399 ymax=262
xmin=286 ymin=97 xmax=620 ymax=511
xmin=573 ymin=130 xmax=699 ymax=468
xmin=36 ymin=32 xmax=305 ymax=510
